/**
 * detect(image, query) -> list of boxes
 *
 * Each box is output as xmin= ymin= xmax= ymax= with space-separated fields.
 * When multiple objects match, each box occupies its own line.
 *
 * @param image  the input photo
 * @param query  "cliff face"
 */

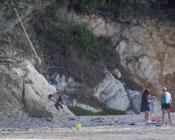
xmin=0 ymin=0 xmax=73 ymax=119
xmin=0 ymin=0 xmax=175 ymax=118
xmin=30 ymin=1 xmax=174 ymax=111
xmin=0 ymin=32 xmax=71 ymax=118
xmin=72 ymin=8 xmax=175 ymax=109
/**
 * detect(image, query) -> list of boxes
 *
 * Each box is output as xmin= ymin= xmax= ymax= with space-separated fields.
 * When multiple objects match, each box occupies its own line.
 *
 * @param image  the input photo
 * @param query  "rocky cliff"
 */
xmin=68 ymin=2 xmax=175 ymax=111
xmin=0 ymin=36 xmax=60 ymax=118
xmin=73 ymin=10 xmax=175 ymax=96
xmin=40 ymin=1 xmax=175 ymax=112
xmin=0 ymin=0 xmax=175 ymax=118
xmin=0 ymin=0 xmax=73 ymax=119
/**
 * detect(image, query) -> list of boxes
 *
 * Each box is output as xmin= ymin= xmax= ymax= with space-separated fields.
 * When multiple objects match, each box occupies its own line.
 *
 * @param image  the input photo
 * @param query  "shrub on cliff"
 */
xmin=0 ymin=0 xmax=29 ymax=19
xmin=69 ymin=106 xmax=125 ymax=116
xmin=37 ymin=4 xmax=104 ymax=62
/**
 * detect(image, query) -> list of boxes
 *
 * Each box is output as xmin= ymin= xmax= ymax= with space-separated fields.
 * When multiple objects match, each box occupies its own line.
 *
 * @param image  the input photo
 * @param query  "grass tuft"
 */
xmin=69 ymin=106 xmax=125 ymax=116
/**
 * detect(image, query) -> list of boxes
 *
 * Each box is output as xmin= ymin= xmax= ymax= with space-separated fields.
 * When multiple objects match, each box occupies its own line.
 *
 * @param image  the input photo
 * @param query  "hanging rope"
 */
xmin=13 ymin=6 xmax=41 ymax=64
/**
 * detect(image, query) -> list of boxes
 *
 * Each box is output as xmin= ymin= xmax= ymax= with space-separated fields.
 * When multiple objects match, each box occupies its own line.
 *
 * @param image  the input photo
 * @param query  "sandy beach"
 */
xmin=1 ymin=125 xmax=175 ymax=140
xmin=0 ymin=113 xmax=175 ymax=139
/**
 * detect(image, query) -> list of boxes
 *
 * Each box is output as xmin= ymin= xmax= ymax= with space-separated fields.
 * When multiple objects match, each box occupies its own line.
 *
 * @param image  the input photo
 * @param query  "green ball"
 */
xmin=75 ymin=122 xmax=81 ymax=131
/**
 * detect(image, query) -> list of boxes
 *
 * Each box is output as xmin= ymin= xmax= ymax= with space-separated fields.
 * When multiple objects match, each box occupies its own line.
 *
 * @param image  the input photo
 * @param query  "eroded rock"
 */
xmin=94 ymin=71 xmax=131 ymax=111
xmin=127 ymin=90 xmax=141 ymax=114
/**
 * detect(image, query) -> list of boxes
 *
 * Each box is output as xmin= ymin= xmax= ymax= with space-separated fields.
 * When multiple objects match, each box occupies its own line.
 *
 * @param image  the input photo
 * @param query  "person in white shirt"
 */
xmin=161 ymin=87 xmax=172 ymax=124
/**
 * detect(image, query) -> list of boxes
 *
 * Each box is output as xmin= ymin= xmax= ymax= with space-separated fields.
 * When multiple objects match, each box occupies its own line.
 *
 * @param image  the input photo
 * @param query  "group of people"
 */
xmin=141 ymin=87 xmax=172 ymax=124
xmin=48 ymin=83 xmax=173 ymax=124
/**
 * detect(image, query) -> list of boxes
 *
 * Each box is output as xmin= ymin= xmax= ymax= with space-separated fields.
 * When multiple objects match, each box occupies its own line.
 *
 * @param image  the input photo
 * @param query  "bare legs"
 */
xmin=162 ymin=109 xmax=165 ymax=124
xmin=144 ymin=111 xmax=149 ymax=121
xmin=167 ymin=109 xmax=171 ymax=123
xmin=162 ymin=109 xmax=171 ymax=124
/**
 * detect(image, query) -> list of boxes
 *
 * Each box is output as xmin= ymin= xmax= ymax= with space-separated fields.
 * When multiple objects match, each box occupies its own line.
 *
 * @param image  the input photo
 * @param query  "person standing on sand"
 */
xmin=161 ymin=87 xmax=172 ymax=124
xmin=141 ymin=89 xmax=151 ymax=122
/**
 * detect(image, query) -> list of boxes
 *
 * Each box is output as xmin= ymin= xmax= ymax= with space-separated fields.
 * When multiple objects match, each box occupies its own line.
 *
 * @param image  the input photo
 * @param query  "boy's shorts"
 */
xmin=161 ymin=103 xmax=170 ymax=110
xmin=55 ymin=102 xmax=64 ymax=109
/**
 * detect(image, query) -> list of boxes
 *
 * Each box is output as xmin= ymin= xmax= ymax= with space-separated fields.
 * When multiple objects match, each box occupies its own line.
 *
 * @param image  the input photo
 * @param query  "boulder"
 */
xmin=0 ymin=66 xmax=27 ymax=119
xmin=23 ymin=61 xmax=74 ymax=117
xmin=54 ymin=73 xmax=78 ymax=92
xmin=0 ymin=61 xmax=74 ymax=119
xmin=127 ymin=90 xmax=142 ymax=114
xmin=112 ymin=69 xmax=122 ymax=79
xmin=94 ymin=71 xmax=131 ymax=111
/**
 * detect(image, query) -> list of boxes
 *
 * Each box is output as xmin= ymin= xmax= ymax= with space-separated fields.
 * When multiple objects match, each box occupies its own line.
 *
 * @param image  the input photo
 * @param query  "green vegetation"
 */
xmin=69 ymin=106 xmax=97 ymax=116
xmin=69 ymin=106 xmax=125 ymax=116
xmin=68 ymin=0 xmax=125 ymax=8
xmin=70 ymin=0 xmax=101 ymax=7
xmin=67 ymin=0 xmax=132 ymax=11
xmin=0 ymin=0 xmax=29 ymax=12
xmin=71 ymin=24 xmax=104 ymax=61
xmin=97 ymin=107 xmax=125 ymax=115
xmin=0 ymin=0 xmax=29 ymax=9
xmin=42 ymin=21 xmax=104 ymax=61
xmin=39 ymin=4 xmax=104 ymax=62
xmin=28 ymin=31 xmax=42 ymax=56
xmin=0 ymin=0 xmax=30 ymax=22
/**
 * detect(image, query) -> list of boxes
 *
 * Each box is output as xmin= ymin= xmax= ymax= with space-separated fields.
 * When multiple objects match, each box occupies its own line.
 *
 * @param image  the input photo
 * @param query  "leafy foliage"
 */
xmin=69 ymin=106 xmax=125 ymax=116
xmin=38 ymin=4 xmax=104 ymax=62
xmin=69 ymin=106 xmax=97 ymax=116
xmin=0 ymin=0 xmax=30 ymax=21
xmin=0 ymin=0 xmax=29 ymax=10
xmin=71 ymin=24 xmax=104 ymax=61
xmin=69 ymin=0 xmax=101 ymax=7
xmin=97 ymin=107 xmax=125 ymax=115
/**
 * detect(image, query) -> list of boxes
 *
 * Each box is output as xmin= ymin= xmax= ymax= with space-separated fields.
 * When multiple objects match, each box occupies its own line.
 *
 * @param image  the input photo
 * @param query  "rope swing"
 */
xmin=13 ymin=2 xmax=41 ymax=64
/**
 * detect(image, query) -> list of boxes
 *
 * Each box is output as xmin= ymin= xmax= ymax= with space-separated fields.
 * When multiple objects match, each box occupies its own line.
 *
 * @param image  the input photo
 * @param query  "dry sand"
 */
xmin=0 ymin=113 xmax=175 ymax=140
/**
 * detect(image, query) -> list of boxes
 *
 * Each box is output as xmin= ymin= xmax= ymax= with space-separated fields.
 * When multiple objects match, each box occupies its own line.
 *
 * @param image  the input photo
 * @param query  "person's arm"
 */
xmin=52 ymin=93 xmax=58 ymax=98
xmin=170 ymin=94 xmax=172 ymax=104
xmin=148 ymin=98 xmax=152 ymax=103
xmin=147 ymin=95 xmax=152 ymax=103
xmin=157 ymin=96 xmax=161 ymax=104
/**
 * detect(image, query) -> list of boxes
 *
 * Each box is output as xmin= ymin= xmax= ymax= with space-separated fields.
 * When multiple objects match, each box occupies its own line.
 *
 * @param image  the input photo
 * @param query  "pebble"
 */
xmin=0 ymin=113 xmax=175 ymax=131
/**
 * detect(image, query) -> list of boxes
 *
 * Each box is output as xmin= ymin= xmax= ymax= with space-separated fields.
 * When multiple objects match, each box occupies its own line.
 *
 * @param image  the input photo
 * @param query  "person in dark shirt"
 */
xmin=53 ymin=92 xmax=64 ymax=112
xmin=141 ymin=89 xmax=151 ymax=121
xmin=48 ymin=92 xmax=64 ymax=112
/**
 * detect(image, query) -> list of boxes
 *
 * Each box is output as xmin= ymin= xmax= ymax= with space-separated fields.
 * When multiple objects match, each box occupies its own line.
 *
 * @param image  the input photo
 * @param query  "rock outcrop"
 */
xmin=127 ymin=90 xmax=141 ymax=114
xmin=0 ymin=60 xmax=74 ymax=119
xmin=1 ymin=1 xmax=175 ymax=117
xmin=52 ymin=71 xmax=131 ymax=112
xmin=22 ymin=61 xmax=60 ymax=117
xmin=94 ymin=71 xmax=131 ymax=111
xmin=73 ymin=13 xmax=175 ymax=110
